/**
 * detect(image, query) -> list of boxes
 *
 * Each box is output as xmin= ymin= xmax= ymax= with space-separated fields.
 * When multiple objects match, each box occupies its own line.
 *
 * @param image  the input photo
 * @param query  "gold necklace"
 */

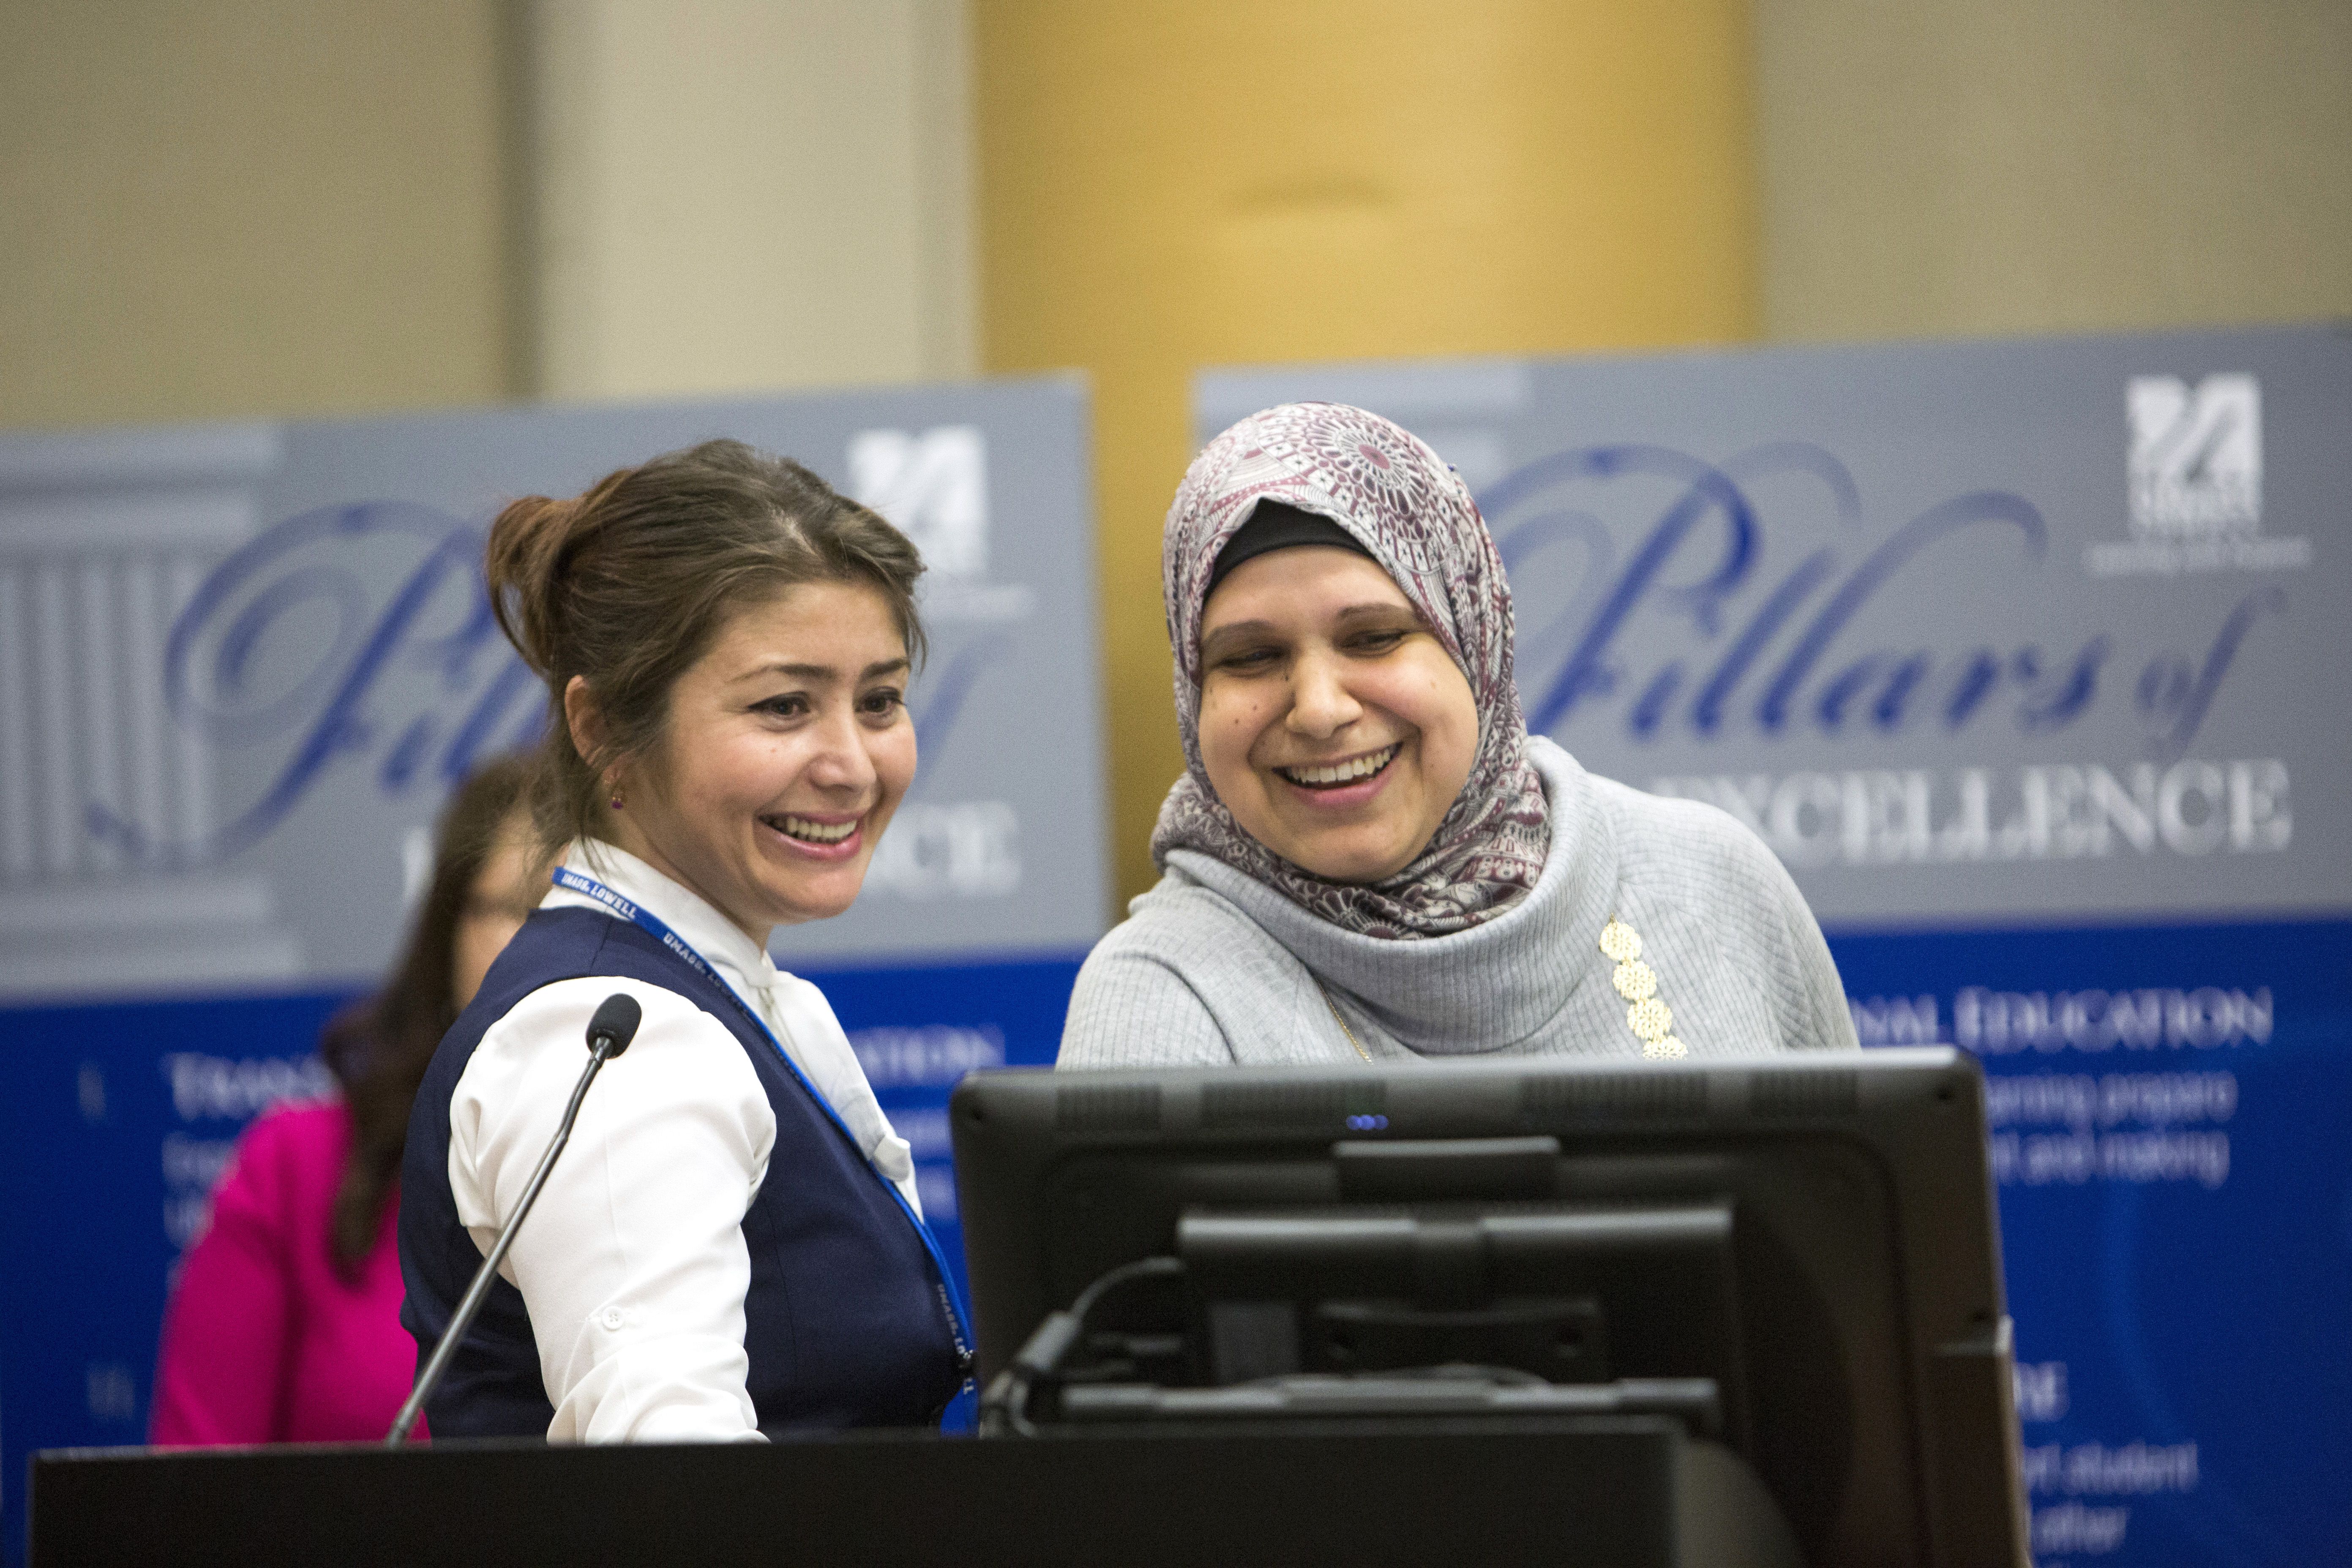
xmin=1312 ymin=975 xmax=1374 ymax=1061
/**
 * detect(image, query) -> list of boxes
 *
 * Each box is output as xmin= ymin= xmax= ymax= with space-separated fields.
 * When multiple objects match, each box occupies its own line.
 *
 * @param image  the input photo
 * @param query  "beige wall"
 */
xmin=16 ymin=4 xmax=2342 ymax=419
xmin=530 ymin=0 xmax=974 ymax=401
xmin=0 ymin=0 xmax=975 ymax=431
xmin=0 ymin=0 xmax=514 ymax=429
xmin=1757 ymin=0 xmax=2352 ymax=341
xmin=977 ymin=0 xmax=1761 ymax=905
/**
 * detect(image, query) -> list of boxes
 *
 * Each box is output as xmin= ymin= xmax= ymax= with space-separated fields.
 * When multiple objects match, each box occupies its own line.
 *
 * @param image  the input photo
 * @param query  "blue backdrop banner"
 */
xmin=1199 ymin=325 xmax=2352 ymax=1566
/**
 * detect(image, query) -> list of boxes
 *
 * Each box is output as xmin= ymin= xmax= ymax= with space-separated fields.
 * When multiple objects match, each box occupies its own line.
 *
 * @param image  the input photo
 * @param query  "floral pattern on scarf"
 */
xmin=1151 ymin=401 xmax=1551 ymax=938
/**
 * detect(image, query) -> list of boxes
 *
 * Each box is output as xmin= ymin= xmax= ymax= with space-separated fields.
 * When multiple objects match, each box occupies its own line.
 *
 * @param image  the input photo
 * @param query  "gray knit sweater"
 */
xmin=1058 ymin=739 xmax=1859 ymax=1068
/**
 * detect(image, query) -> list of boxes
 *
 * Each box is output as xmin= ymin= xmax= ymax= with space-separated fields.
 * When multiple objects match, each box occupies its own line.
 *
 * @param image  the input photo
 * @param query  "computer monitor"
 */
xmin=950 ymin=1046 xmax=2024 ymax=1568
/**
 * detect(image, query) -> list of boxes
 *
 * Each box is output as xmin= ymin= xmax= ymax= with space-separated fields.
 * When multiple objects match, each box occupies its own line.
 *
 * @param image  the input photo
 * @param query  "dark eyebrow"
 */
xmin=1200 ymin=602 xmax=1418 ymax=657
xmin=1331 ymin=602 xmax=1419 ymax=624
xmin=731 ymin=656 xmax=911 ymax=686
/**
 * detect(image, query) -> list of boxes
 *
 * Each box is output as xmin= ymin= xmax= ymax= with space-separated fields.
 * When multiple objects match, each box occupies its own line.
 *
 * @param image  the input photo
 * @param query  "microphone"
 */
xmin=387 ymin=992 xmax=643 ymax=1445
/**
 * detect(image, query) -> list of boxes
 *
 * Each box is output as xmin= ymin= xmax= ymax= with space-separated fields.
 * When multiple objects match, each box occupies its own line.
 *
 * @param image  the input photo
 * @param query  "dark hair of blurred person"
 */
xmin=320 ymin=755 xmax=544 ymax=1268
xmin=150 ymin=754 xmax=546 ymax=1445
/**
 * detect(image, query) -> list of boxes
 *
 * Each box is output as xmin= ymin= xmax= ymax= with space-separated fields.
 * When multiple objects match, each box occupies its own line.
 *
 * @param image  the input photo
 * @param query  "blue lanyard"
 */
xmin=550 ymin=867 xmax=975 ymax=1377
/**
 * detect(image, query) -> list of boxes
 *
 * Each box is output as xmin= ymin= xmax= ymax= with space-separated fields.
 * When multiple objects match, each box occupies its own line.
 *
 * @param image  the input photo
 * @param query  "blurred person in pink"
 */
xmin=150 ymin=755 xmax=546 ymax=1444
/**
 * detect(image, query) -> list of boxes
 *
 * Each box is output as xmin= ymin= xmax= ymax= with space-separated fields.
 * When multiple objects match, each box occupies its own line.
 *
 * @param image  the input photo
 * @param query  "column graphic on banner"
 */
xmin=0 ymin=429 xmax=302 ymax=999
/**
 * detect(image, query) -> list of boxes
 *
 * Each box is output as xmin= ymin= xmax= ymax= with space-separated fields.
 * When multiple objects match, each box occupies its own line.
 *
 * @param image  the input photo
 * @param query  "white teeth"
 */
xmin=1282 ymin=746 xmax=1397 ymax=787
xmin=778 ymin=814 xmax=856 ymax=844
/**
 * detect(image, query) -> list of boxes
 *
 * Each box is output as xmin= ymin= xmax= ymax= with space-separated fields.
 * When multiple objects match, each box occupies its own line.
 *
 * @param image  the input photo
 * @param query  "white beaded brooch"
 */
xmin=1600 ymin=916 xmax=1687 ymax=1059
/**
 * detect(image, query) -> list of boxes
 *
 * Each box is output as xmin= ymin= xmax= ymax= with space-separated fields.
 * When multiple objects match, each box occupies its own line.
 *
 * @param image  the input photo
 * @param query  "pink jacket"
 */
xmin=151 ymin=1101 xmax=423 ymax=1444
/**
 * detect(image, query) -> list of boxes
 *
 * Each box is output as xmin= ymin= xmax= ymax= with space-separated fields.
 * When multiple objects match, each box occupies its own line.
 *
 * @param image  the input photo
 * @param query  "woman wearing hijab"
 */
xmin=1060 ymin=402 xmax=1857 ymax=1067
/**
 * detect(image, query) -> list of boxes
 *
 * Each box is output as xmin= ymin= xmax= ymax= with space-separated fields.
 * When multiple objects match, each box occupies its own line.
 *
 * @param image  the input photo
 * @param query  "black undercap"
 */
xmin=1206 ymin=499 xmax=1376 ymax=596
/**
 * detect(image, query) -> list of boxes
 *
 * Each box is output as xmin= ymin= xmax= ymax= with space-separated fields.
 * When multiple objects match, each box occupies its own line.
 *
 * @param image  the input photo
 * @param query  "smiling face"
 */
xmin=1196 ymin=546 xmax=1478 ymax=883
xmin=580 ymin=579 xmax=915 ymax=943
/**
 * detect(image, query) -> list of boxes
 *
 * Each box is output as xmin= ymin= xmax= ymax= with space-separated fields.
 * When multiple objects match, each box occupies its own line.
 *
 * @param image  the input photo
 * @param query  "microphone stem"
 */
xmin=387 ymin=1035 xmax=622 ymax=1445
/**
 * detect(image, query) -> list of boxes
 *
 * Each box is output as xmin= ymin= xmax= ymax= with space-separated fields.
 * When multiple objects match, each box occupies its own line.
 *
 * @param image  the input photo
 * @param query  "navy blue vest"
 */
xmin=398 ymin=906 xmax=965 ymax=1438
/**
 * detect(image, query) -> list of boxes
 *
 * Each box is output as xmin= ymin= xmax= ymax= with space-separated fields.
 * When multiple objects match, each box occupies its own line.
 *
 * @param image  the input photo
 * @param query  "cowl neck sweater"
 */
xmin=1062 ymin=739 xmax=1858 ymax=1066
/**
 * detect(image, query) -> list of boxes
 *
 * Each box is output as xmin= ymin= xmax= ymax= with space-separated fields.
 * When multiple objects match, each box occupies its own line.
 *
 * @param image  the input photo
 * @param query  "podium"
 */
xmin=31 ymin=1418 xmax=1800 ymax=1567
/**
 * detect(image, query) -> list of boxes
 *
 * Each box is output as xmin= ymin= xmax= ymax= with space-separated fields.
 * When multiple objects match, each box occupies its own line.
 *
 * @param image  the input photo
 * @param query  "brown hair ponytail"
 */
xmin=485 ymin=439 xmax=925 ymax=862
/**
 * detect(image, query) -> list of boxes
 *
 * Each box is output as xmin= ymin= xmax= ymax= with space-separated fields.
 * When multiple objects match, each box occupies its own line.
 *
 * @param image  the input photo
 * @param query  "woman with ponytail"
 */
xmin=398 ymin=439 xmax=968 ymax=1443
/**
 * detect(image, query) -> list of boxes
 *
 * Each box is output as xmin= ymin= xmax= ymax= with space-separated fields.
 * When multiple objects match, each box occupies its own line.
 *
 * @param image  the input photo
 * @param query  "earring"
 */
xmin=608 ymin=783 xmax=625 ymax=811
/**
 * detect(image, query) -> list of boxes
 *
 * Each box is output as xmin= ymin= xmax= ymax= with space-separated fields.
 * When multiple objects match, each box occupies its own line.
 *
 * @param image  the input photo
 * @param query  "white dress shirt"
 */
xmin=447 ymin=840 xmax=917 ymax=1443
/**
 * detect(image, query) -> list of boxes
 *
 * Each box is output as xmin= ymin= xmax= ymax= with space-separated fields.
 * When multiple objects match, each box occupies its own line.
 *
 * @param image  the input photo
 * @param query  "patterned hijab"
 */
xmin=1151 ymin=402 xmax=1551 ymax=938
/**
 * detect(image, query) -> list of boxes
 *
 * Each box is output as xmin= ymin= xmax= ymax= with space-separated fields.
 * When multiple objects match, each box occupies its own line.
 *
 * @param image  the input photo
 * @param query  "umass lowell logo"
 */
xmin=2090 ymin=373 xmax=2310 ymax=578
xmin=2128 ymin=373 xmax=2262 ymax=536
